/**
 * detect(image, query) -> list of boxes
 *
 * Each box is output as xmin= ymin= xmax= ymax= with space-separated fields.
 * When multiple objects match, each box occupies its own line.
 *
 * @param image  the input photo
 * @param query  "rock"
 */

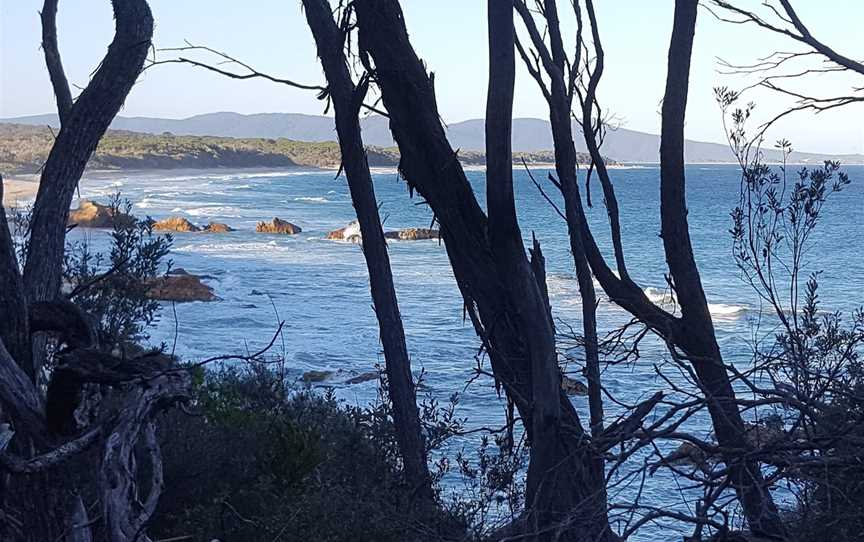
xmin=667 ymin=441 xmax=706 ymax=466
xmin=302 ymin=370 xmax=333 ymax=383
xmin=326 ymin=220 xmax=361 ymax=242
xmin=146 ymin=272 xmax=215 ymax=302
xmin=326 ymin=220 xmax=363 ymax=243
xmin=344 ymin=371 xmax=379 ymax=385
xmin=152 ymin=216 xmax=200 ymax=232
xmin=67 ymin=199 xmax=133 ymax=228
xmin=256 ymin=217 xmax=301 ymax=234
xmin=561 ymin=375 xmax=588 ymax=396
xmin=743 ymin=415 xmax=786 ymax=448
xmin=384 ymin=227 xmax=439 ymax=241
xmin=203 ymin=222 xmax=234 ymax=233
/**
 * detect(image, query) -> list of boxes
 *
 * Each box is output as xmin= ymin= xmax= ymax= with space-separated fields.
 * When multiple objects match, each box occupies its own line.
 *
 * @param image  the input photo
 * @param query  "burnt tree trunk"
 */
xmin=301 ymin=0 xmax=432 ymax=499
xmin=354 ymin=1 xmax=613 ymax=539
xmin=659 ymin=2 xmax=786 ymax=537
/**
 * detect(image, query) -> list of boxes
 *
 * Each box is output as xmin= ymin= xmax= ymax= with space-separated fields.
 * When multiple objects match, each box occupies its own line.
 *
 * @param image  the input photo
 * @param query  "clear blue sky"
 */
xmin=1 ymin=1 xmax=861 ymax=154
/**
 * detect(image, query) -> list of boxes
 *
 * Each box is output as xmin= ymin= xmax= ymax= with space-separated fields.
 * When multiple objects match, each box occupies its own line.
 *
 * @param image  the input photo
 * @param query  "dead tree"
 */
xmin=515 ymin=0 xmax=788 ymax=537
xmin=300 ymin=0 xmax=432 ymax=499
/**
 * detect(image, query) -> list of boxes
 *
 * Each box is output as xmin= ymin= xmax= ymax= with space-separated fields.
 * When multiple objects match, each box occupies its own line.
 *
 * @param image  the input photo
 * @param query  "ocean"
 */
xmin=72 ymin=163 xmax=863 ymax=538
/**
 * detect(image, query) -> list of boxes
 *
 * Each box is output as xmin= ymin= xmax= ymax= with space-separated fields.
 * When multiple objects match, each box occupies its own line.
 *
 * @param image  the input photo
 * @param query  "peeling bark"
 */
xmin=100 ymin=386 xmax=187 ymax=542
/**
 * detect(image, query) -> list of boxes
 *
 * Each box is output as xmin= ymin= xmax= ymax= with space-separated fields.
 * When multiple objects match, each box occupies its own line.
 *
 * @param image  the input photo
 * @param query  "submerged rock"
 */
xmin=561 ymin=375 xmax=588 ymax=396
xmin=666 ymin=441 xmax=707 ymax=467
xmin=344 ymin=371 xmax=379 ymax=385
xmin=68 ymin=200 xmax=133 ymax=228
xmin=146 ymin=271 xmax=215 ymax=302
xmin=384 ymin=228 xmax=439 ymax=241
xmin=256 ymin=217 xmax=302 ymax=234
xmin=327 ymin=223 xmax=439 ymax=242
xmin=743 ymin=415 xmax=787 ymax=448
xmin=203 ymin=222 xmax=234 ymax=233
xmin=152 ymin=216 xmax=200 ymax=232
xmin=302 ymin=370 xmax=333 ymax=383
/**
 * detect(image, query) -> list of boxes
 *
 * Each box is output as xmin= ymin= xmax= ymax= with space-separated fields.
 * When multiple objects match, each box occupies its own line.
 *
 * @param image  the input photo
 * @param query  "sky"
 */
xmin=1 ymin=1 xmax=862 ymax=154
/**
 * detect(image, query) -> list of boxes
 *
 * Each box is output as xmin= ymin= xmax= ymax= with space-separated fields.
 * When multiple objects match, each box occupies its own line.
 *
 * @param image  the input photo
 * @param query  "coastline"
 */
xmin=4 ymin=160 xmax=853 ymax=208
xmin=2 ymin=174 xmax=39 ymax=207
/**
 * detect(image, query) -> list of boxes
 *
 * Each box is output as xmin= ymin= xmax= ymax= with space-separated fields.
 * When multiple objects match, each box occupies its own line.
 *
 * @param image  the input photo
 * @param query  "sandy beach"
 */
xmin=2 ymin=174 xmax=39 ymax=207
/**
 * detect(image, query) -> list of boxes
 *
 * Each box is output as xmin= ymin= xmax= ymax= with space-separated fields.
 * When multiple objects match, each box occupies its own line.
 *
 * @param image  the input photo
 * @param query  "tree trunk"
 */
xmin=659 ymin=2 xmax=786 ymax=538
xmin=300 ymin=0 xmax=432 ymax=499
xmin=23 ymin=0 xmax=153 ymax=317
xmin=486 ymin=2 xmax=564 ymax=535
xmin=354 ymin=1 xmax=613 ymax=539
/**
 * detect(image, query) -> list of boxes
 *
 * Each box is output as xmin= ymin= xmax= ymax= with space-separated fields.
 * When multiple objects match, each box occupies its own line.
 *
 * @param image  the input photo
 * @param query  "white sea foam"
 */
xmin=643 ymin=286 xmax=677 ymax=307
xmin=183 ymin=206 xmax=243 ymax=218
xmin=294 ymin=196 xmax=330 ymax=203
xmin=708 ymin=303 xmax=747 ymax=318
xmin=641 ymin=286 xmax=746 ymax=318
xmin=135 ymin=199 xmax=160 ymax=209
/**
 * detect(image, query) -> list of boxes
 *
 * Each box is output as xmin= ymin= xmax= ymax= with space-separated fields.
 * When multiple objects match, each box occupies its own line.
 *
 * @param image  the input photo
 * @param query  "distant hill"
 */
xmin=4 ymin=112 xmax=861 ymax=164
xmin=0 ymin=123 xmax=594 ymax=174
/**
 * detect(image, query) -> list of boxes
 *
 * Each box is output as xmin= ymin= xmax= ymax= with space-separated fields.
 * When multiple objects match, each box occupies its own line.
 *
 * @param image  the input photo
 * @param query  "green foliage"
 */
xmin=720 ymin=89 xmax=864 ymax=541
xmin=153 ymin=363 xmax=468 ymax=542
xmin=64 ymin=194 xmax=172 ymax=347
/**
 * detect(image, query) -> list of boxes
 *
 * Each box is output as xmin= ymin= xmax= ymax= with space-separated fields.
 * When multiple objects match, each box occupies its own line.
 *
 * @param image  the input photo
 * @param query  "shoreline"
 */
xmin=5 ymin=160 xmax=858 ymax=207
xmin=2 ymin=174 xmax=40 ymax=207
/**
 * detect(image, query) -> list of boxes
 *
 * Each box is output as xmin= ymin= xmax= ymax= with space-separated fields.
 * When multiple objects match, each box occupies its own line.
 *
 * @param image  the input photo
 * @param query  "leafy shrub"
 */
xmin=64 ymin=194 xmax=172 ymax=348
xmin=152 ymin=363 xmax=468 ymax=541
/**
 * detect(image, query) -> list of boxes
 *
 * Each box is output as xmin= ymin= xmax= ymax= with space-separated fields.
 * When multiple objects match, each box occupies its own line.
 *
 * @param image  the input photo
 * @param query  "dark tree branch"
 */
xmin=301 ymin=0 xmax=431 ymax=498
xmin=40 ymin=0 xmax=73 ymax=125
xmin=24 ymin=0 xmax=155 ymax=363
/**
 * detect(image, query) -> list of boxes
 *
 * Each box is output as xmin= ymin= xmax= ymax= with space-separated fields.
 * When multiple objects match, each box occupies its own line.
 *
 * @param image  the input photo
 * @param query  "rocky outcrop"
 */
xmin=384 ymin=228 xmax=439 ymax=241
xmin=146 ymin=270 xmax=215 ymax=302
xmin=203 ymin=222 xmax=234 ymax=233
xmin=326 ymin=222 xmax=439 ymax=242
xmin=344 ymin=371 xmax=379 ymax=385
xmin=67 ymin=200 xmax=133 ymax=228
xmin=561 ymin=375 xmax=588 ymax=396
xmin=302 ymin=370 xmax=333 ymax=383
xmin=326 ymin=220 xmax=361 ymax=243
xmin=152 ymin=216 xmax=200 ymax=233
xmin=256 ymin=217 xmax=302 ymax=234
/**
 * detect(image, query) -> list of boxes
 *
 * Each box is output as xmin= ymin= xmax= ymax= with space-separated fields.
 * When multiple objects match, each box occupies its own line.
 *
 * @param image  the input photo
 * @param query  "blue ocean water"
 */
xmin=72 ymin=163 xmax=863 ymax=538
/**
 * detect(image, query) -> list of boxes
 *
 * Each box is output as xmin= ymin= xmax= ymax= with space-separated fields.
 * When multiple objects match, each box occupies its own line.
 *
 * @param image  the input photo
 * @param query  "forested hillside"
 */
xmin=0 ymin=123 xmax=601 ymax=173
